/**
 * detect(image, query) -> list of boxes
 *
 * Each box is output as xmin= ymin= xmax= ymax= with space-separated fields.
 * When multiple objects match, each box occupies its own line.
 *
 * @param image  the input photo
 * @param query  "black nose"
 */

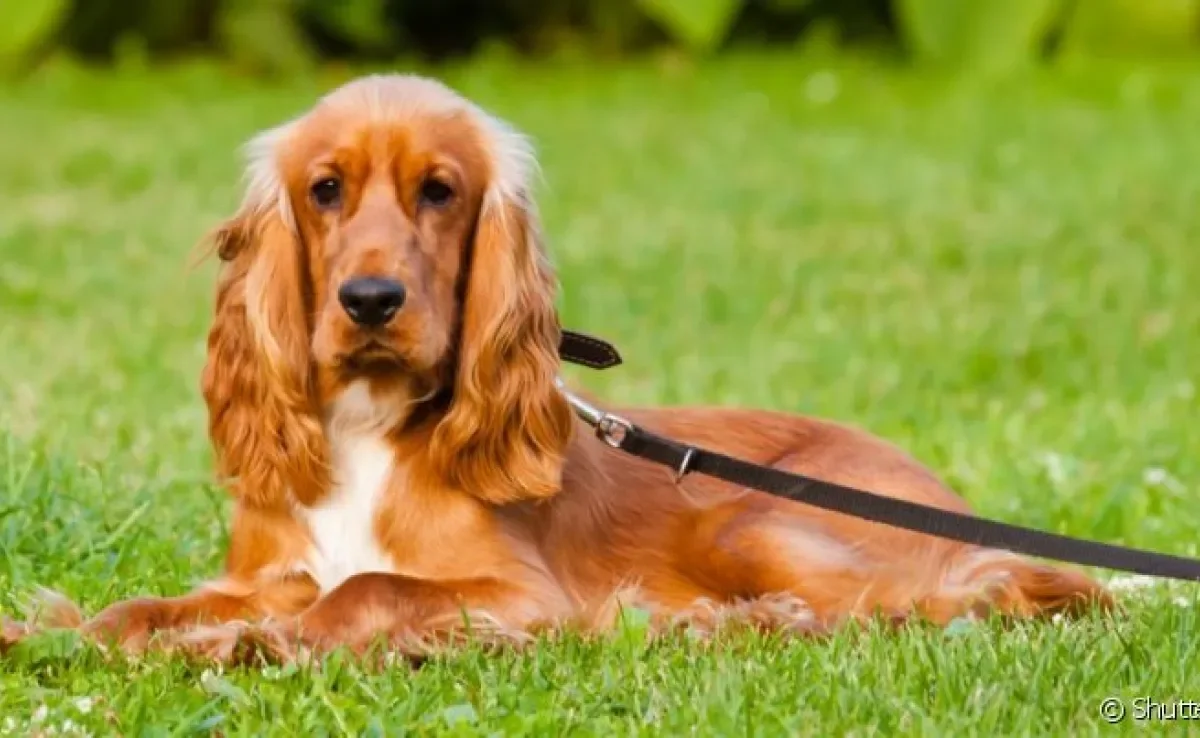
xmin=338 ymin=277 xmax=406 ymax=327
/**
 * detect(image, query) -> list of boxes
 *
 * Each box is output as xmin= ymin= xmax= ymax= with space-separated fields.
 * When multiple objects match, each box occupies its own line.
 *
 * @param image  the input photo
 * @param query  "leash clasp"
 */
xmin=595 ymin=414 xmax=633 ymax=449
xmin=556 ymin=377 xmax=633 ymax=448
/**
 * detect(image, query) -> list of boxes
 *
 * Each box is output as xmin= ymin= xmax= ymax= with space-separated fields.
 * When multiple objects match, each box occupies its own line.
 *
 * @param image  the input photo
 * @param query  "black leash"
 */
xmin=557 ymin=329 xmax=1200 ymax=583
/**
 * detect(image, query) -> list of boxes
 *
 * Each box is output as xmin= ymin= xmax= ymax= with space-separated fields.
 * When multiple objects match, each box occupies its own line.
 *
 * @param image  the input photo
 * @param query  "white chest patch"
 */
xmin=298 ymin=381 xmax=409 ymax=594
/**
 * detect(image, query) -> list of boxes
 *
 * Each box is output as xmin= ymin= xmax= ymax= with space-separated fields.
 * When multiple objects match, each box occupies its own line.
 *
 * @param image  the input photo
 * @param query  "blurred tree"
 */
xmin=636 ymin=0 xmax=744 ymax=52
xmin=59 ymin=0 xmax=215 ymax=59
xmin=895 ymin=0 xmax=1064 ymax=73
xmin=16 ymin=0 xmax=1200 ymax=77
xmin=216 ymin=0 xmax=313 ymax=75
xmin=298 ymin=0 xmax=392 ymax=57
xmin=0 ymin=0 xmax=70 ymax=73
xmin=1058 ymin=0 xmax=1200 ymax=59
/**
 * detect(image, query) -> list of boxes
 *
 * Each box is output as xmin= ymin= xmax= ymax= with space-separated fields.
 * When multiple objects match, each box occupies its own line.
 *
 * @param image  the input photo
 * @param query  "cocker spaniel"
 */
xmin=2 ymin=74 xmax=1111 ymax=663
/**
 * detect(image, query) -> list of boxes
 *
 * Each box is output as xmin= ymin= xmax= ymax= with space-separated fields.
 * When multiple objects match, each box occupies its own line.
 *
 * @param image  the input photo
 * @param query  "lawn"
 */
xmin=2 ymin=51 xmax=1200 ymax=735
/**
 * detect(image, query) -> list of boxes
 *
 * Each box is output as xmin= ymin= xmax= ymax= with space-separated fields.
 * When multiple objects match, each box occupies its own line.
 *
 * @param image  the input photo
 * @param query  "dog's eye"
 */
xmin=419 ymin=178 xmax=454 ymax=208
xmin=311 ymin=177 xmax=342 ymax=209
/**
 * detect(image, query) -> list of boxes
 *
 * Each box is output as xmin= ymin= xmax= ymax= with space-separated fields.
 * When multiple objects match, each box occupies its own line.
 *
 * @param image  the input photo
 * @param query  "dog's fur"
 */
xmin=1 ymin=75 xmax=1112 ymax=663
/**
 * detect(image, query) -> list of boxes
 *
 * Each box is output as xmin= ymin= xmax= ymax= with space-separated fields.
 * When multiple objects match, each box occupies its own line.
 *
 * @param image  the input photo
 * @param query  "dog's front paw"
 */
xmin=24 ymin=587 xmax=85 ymax=629
xmin=2 ymin=588 xmax=90 ymax=656
xmin=1 ymin=616 xmax=33 ymax=653
xmin=80 ymin=597 xmax=178 ymax=654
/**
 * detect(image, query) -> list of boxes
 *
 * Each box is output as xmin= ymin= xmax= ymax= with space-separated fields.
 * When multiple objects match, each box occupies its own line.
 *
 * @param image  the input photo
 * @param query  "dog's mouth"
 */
xmin=340 ymin=339 xmax=409 ymax=374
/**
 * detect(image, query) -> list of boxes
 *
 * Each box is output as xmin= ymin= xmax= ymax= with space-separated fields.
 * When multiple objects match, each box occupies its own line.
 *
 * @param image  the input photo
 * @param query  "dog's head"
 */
xmin=201 ymin=74 xmax=573 ymax=508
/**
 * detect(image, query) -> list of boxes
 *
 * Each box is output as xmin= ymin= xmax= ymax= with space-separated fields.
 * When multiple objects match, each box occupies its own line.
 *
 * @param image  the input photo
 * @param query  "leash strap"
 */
xmin=556 ymin=380 xmax=1200 ymax=583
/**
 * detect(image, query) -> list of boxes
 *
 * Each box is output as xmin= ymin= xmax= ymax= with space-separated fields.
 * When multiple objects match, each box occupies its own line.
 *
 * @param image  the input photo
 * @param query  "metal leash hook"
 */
xmin=555 ymin=377 xmax=632 ymax=448
xmin=555 ymin=377 xmax=694 ymax=480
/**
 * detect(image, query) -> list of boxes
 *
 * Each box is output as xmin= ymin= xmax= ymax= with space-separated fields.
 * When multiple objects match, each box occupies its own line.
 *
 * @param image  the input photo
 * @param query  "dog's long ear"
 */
xmin=201 ymin=133 xmax=328 ymax=508
xmin=428 ymin=126 xmax=573 ymax=505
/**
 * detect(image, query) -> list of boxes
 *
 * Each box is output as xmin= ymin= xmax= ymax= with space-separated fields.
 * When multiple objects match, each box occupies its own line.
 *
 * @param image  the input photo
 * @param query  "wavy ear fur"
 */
xmin=201 ymin=197 xmax=328 ymax=509
xmin=428 ymin=154 xmax=574 ymax=505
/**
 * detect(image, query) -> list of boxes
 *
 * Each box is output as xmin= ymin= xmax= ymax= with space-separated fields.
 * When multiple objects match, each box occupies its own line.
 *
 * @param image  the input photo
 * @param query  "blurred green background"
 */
xmin=6 ymin=0 xmax=1200 ymax=733
xmin=5 ymin=0 xmax=1200 ymax=76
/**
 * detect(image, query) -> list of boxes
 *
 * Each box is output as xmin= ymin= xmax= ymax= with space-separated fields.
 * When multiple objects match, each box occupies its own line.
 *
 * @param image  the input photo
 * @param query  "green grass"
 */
xmin=3 ymin=52 xmax=1200 ymax=735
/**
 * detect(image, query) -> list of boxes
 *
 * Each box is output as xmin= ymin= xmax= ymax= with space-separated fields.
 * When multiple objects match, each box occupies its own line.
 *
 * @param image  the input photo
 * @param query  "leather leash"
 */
xmin=557 ymin=329 xmax=1200 ymax=583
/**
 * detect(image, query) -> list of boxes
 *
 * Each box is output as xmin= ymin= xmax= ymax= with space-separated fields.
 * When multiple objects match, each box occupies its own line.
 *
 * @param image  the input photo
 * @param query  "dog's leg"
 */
xmin=16 ymin=575 xmax=322 ymax=655
xmin=675 ymin=495 xmax=1112 ymax=629
xmin=45 ymin=504 xmax=326 ymax=653
xmin=172 ymin=572 xmax=550 ymax=664
xmin=913 ymin=548 xmax=1114 ymax=624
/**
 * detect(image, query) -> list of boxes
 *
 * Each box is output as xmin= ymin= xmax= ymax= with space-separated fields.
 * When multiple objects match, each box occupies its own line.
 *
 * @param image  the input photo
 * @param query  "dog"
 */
xmin=1 ymin=74 xmax=1112 ymax=663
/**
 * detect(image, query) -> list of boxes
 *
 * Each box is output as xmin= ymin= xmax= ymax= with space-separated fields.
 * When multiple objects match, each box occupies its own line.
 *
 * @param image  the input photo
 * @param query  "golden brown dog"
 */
xmin=1 ymin=74 xmax=1111 ymax=662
